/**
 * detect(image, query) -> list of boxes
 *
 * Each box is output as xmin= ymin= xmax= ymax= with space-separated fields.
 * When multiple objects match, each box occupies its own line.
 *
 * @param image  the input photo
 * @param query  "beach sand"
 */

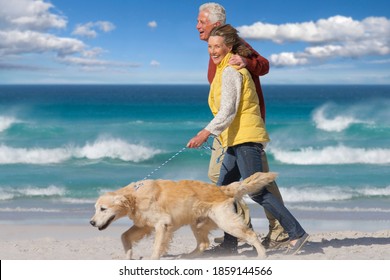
xmin=1 ymin=223 xmax=389 ymax=260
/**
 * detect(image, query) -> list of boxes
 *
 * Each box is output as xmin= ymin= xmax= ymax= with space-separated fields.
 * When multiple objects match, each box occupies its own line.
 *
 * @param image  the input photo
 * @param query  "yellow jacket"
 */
xmin=208 ymin=52 xmax=270 ymax=147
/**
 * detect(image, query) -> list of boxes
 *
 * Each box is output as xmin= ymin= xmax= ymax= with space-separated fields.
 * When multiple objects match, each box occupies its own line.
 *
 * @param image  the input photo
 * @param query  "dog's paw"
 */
xmin=124 ymin=249 xmax=133 ymax=260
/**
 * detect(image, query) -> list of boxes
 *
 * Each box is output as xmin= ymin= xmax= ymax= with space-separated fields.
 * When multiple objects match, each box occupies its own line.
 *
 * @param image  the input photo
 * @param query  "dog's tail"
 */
xmin=220 ymin=172 xmax=277 ymax=199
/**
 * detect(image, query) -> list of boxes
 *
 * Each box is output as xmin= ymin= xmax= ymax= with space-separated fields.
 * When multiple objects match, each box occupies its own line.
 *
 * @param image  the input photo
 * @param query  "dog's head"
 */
xmin=90 ymin=192 xmax=130 ymax=230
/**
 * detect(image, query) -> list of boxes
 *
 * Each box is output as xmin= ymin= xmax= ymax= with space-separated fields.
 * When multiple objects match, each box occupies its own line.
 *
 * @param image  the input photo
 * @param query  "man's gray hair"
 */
xmin=199 ymin=2 xmax=226 ymax=24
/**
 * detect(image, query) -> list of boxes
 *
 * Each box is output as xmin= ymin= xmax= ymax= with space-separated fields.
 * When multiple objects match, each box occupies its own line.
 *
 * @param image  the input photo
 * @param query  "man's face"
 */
xmin=196 ymin=10 xmax=218 ymax=41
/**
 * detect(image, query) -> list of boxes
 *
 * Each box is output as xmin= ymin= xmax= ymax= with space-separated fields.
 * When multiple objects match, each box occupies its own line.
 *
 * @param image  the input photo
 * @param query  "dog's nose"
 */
xmin=90 ymin=220 xmax=96 ymax=226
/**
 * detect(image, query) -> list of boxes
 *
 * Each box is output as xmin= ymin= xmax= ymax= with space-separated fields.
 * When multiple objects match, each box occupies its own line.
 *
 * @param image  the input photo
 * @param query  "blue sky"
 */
xmin=0 ymin=0 xmax=389 ymax=84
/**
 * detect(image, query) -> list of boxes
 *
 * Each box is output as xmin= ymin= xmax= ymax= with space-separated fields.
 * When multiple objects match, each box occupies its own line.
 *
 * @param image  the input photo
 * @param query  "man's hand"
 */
xmin=229 ymin=54 xmax=247 ymax=69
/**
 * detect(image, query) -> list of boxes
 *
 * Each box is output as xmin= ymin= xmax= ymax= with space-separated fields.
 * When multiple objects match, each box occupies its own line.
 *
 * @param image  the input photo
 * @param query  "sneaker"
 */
xmin=285 ymin=233 xmax=309 ymax=255
xmin=261 ymin=236 xmax=290 ymax=249
xmin=203 ymin=243 xmax=238 ymax=256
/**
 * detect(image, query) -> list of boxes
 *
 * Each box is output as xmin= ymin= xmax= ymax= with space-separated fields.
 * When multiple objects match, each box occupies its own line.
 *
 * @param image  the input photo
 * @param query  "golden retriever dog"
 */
xmin=90 ymin=172 xmax=277 ymax=260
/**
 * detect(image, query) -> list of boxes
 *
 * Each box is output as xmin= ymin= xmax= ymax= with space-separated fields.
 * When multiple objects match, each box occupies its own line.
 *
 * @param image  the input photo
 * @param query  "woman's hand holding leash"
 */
xmin=187 ymin=129 xmax=211 ymax=148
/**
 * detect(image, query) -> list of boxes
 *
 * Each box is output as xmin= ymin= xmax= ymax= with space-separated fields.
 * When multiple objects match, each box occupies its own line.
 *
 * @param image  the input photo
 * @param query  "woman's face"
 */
xmin=208 ymin=35 xmax=232 ymax=65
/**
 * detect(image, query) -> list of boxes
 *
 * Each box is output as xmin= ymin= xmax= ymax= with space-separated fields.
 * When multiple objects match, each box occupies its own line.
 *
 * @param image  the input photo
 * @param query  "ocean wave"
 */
xmin=0 ymin=116 xmax=20 ymax=132
xmin=0 ymin=186 xmax=96 ymax=204
xmin=0 ymin=207 xmax=61 ymax=213
xmin=243 ymin=185 xmax=390 ymax=203
xmin=0 ymin=137 xmax=162 ymax=164
xmin=0 ymin=185 xmax=66 ymax=200
xmin=59 ymin=197 xmax=96 ymax=204
xmin=279 ymin=185 xmax=390 ymax=202
xmin=312 ymin=100 xmax=389 ymax=132
xmin=312 ymin=104 xmax=373 ymax=132
xmin=288 ymin=205 xmax=390 ymax=213
xmin=269 ymin=145 xmax=390 ymax=165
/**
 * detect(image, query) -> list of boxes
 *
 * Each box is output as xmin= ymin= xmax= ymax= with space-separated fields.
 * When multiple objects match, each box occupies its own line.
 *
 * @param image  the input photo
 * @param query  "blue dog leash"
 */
xmin=134 ymin=138 xmax=216 ymax=190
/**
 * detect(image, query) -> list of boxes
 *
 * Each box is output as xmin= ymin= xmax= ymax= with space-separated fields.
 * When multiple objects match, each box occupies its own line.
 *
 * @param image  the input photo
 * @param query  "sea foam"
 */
xmin=0 ymin=207 xmax=61 ymax=213
xmin=279 ymin=185 xmax=390 ymax=202
xmin=289 ymin=205 xmax=390 ymax=213
xmin=0 ymin=116 xmax=19 ymax=132
xmin=313 ymin=104 xmax=371 ymax=132
xmin=0 ymin=185 xmax=66 ymax=200
xmin=244 ymin=185 xmax=390 ymax=203
xmin=312 ymin=100 xmax=389 ymax=132
xmin=269 ymin=145 xmax=390 ymax=165
xmin=0 ymin=137 xmax=162 ymax=164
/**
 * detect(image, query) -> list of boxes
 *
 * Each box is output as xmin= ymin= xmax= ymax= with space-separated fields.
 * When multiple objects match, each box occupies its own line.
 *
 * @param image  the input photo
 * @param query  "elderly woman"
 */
xmin=187 ymin=24 xmax=309 ymax=255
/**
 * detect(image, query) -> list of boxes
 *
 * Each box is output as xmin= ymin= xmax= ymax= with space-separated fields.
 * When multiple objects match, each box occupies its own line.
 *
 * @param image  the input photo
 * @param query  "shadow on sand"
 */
xmin=266 ymin=236 xmax=390 ymax=256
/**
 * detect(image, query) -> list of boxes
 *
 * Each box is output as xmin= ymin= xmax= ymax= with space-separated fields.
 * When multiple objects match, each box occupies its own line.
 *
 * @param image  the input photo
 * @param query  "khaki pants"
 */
xmin=208 ymin=139 xmax=288 ymax=241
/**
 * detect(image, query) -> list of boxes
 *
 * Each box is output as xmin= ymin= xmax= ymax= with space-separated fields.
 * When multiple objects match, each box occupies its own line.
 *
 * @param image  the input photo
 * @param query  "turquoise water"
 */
xmin=0 ymin=85 xmax=389 ymax=230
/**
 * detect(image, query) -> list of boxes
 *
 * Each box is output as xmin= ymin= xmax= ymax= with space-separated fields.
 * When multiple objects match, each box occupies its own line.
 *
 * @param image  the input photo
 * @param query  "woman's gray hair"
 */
xmin=199 ymin=2 xmax=226 ymax=24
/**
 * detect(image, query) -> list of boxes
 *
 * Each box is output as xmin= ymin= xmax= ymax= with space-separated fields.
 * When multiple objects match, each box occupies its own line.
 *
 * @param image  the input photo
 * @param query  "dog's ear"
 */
xmin=113 ymin=194 xmax=127 ymax=205
xmin=114 ymin=194 xmax=135 ymax=209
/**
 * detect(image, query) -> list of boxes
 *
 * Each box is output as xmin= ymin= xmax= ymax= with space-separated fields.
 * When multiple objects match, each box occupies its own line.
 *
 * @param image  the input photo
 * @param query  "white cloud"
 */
xmin=72 ymin=21 xmax=116 ymax=38
xmin=0 ymin=0 xmax=66 ymax=31
xmin=150 ymin=60 xmax=160 ymax=67
xmin=97 ymin=21 xmax=116 ymax=32
xmin=370 ymin=59 xmax=390 ymax=64
xmin=237 ymin=15 xmax=390 ymax=67
xmin=57 ymin=56 xmax=141 ymax=68
xmin=0 ymin=0 xmax=132 ymax=71
xmin=82 ymin=47 xmax=105 ymax=58
xmin=72 ymin=23 xmax=97 ymax=38
xmin=269 ymin=52 xmax=308 ymax=67
xmin=0 ymin=30 xmax=85 ymax=57
xmin=0 ymin=0 xmax=85 ymax=60
xmin=148 ymin=21 xmax=157 ymax=29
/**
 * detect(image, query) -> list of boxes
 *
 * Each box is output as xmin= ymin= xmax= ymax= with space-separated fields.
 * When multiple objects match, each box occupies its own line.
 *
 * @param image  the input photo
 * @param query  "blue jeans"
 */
xmin=217 ymin=142 xmax=306 ymax=245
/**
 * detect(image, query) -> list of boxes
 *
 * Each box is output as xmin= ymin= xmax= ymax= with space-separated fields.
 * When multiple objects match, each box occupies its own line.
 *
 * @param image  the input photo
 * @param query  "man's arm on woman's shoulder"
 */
xmin=243 ymin=40 xmax=269 ymax=76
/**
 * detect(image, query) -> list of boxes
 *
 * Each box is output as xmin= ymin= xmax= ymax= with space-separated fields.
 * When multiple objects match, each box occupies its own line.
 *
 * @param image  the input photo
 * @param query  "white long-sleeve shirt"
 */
xmin=205 ymin=66 xmax=242 ymax=136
